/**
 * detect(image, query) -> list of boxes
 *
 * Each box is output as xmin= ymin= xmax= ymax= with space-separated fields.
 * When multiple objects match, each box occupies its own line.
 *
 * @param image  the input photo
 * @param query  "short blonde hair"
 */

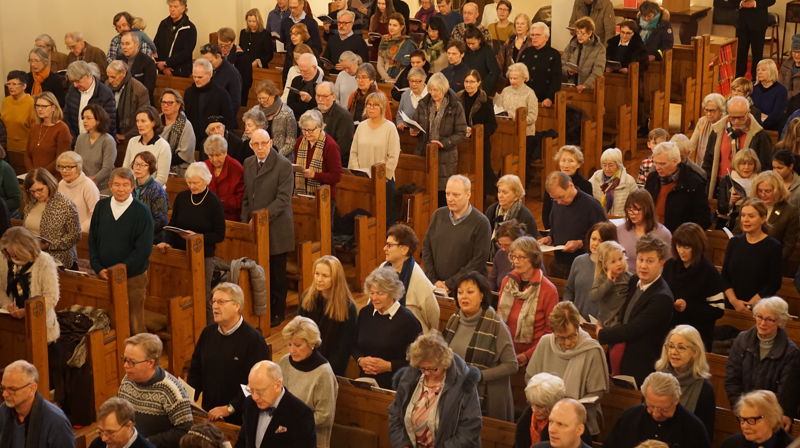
xmin=496 ymin=174 xmax=525 ymax=200
xmin=281 ymin=316 xmax=322 ymax=348
xmin=407 ymin=330 xmax=454 ymax=370
xmin=731 ymin=148 xmax=761 ymax=174
xmin=506 ymin=62 xmax=529 ymax=81
xmin=508 ymin=236 xmax=542 ymax=269
xmin=574 ymin=16 xmax=595 ymax=33
xmin=751 ymin=170 xmax=789 ymax=203
xmin=554 ymin=145 xmax=584 ymax=165
xmin=211 ymin=282 xmax=244 ymax=307
xmin=426 ymin=72 xmax=450 ymax=94
xmin=364 ymin=266 xmax=405 ymax=301
xmin=0 ymin=227 xmax=41 ymax=264
xmin=524 ymin=372 xmax=565 ymax=408
xmin=735 ymin=390 xmax=784 ymax=432
xmin=365 ymin=92 xmax=387 ymax=117
xmin=125 ymin=333 xmax=163 ymax=360
xmin=731 ymin=77 xmax=753 ymax=96
xmin=33 ymin=92 xmax=63 ymax=124
xmin=548 ymin=301 xmax=581 ymax=334
xmin=756 ymin=59 xmax=779 ymax=84
xmin=594 ymin=240 xmax=626 ymax=278
xmin=654 ymin=325 xmax=710 ymax=379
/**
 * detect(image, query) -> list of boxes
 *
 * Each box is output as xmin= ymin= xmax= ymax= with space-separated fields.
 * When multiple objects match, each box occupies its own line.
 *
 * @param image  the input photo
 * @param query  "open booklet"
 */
xmin=178 ymin=377 xmax=208 ymax=418
xmin=398 ymin=111 xmax=425 ymax=133
xmin=611 ymin=375 xmax=638 ymax=390
xmin=539 ymin=244 xmax=566 ymax=253
xmin=163 ymin=226 xmax=193 ymax=235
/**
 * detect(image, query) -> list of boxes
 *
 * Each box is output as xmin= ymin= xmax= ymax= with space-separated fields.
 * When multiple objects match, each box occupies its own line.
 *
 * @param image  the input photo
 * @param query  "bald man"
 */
xmin=534 ymin=399 xmax=592 ymax=448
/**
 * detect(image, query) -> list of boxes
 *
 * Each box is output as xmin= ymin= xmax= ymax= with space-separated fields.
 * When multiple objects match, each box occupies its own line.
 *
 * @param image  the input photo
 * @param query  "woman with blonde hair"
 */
xmin=590 ymin=240 xmax=631 ymax=327
xmin=589 ymin=147 xmax=637 ymax=217
xmin=751 ymin=59 xmax=788 ymax=131
xmin=240 ymin=8 xmax=273 ymax=70
xmin=25 ymin=92 xmax=71 ymax=174
xmin=22 ymin=168 xmax=80 ymax=269
xmin=298 ymin=255 xmax=358 ymax=375
xmin=56 ymin=151 xmax=99 ymax=232
xmin=497 ymin=13 xmax=532 ymax=80
xmin=740 ymin=170 xmax=800 ymax=267
xmin=721 ymin=390 xmax=793 ymax=448
xmin=493 ymin=62 xmax=538 ymax=161
xmin=715 ymin=148 xmax=760 ymax=228
xmin=485 ymin=174 xmax=539 ymax=251
xmin=655 ymin=325 xmax=716 ymax=440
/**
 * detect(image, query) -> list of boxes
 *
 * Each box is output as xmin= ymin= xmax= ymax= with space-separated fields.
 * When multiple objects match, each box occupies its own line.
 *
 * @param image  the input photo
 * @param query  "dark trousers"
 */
xmin=387 ymin=178 xmax=398 ymax=226
xmin=48 ymin=342 xmax=63 ymax=403
xmin=270 ymin=252 xmax=289 ymax=319
xmin=736 ymin=26 xmax=766 ymax=80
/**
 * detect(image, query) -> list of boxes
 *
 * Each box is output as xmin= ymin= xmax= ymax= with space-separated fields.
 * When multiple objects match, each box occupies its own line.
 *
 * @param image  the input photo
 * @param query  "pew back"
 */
xmin=0 ymin=297 xmax=49 ymax=394
xmin=290 ymin=186 xmax=333 ymax=293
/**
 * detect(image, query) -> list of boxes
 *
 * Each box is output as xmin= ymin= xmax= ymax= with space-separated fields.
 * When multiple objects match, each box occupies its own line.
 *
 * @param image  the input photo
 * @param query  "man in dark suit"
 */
xmin=235 ymin=361 xmax=316 ymax=448
xmin=241 ymin=129 xmax=294 ymax=327
xmin=89 ymin=397 xmax=155 ymax=448
xmin=118 ymin=32 xmax=157 ymax=102
xmin=598 ymin=235 xmax=674 ymax=387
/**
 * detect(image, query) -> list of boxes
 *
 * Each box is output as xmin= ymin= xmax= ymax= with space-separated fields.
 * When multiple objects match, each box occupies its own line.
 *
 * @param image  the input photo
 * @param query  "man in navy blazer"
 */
xmin=235 ymin=361 xmax=315 ymax=448
xmin=598 ymin=235 xmax=674 ymax=387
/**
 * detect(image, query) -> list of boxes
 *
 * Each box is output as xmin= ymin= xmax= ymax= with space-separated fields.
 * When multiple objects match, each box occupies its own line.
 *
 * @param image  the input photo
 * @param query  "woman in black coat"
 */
xmin=458 ymin=69 xmax=498 ymax=196
xmin=663 ymin=223 xmax=725 ymax=351
xmin=153 ymin=0 xmax=198 ymax=77
xmin=25 ymin=47 xmax=65 ymax=107
xmin=462 ymin=25 xmax=500 ymax=96
xmin=410 ymin=72 xmax=467 ymax=207
xmin=605 ymin=20 xmax=648 ymax=73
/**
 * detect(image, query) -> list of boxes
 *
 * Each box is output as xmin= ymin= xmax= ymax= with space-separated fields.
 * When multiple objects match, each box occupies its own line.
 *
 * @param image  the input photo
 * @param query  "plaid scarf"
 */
xmin=294 ymin=132 xmax=326 ymax=194
xmin=600 ymin=172 xmax=621 ymax=213
xmin=496 ymin=270 xmax=542 ymax=344
xmin=443 ymin=307 xmax=499 ymax=369
xmin=164 ymin=112 xmax=187 ymax=163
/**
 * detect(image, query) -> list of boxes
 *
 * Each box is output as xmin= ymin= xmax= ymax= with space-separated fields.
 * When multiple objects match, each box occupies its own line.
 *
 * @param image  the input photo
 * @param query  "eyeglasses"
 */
xmin=626 ymin=206 xmax=643 ymax=214
xmin=355 ymin=75 xmax=371 ymax=80
xmin=619 ymin=30 xmax=634 ymax=36
xmin=132 ymin=162 xmax=150 ymax=169
xmin=736 ymin=415 xmax=765 ymax=425
xmin=338 ymin=21 xmax=353 ymax=25
xmin=554 ymin=332 xmax=579 ymax=343
xmin=34 ymin=104 xmax=52 ymax=109
xmin=509 ymin=254 xmax=528 ymax=261
xmin=703 ymin=107 xmax=720 ymax=114
xmin=211 ymin=298 xmax=235 ymax=306
xmin=301 ymin=128 xmax=318 ymax=134
xmin=384 ymin=242 xmax=401 ymax=248
xmin=365 ymin=103 xmax=380 ymax=108
xmin=160 ymin=100 xmax=177 ymax=106
xmin=0 ymin=383 xmax=32 ymax=394
xmin=664 ymin=343 xmax=691 ymax=353
xmin=96 ymin=423 xmax=129 ymax=438
xmin=754 ymin=314 xmax=778 ymax=324
xmin=418 ymin=366 xmax=441 ymax=373
xmin=121 ymin=357 xmax=150 ymax=367
xmin=28 ymin=187 xmax=47 ymax=195
xmin=728 ymin=114 xmax=748 ymax=122
xmin=576 ymin=30 xmax=590 ymax=38
xmin=251 ymin=140 xmax=272 ymax=147
xmin=646 ymin=403 xmax=674 ymax=414
xmin=57 ymin=165 xmax=77 ymax=171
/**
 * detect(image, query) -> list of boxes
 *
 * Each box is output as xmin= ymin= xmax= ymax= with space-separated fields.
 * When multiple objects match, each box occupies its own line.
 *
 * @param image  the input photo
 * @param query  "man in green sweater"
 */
xmin=89 ymin=167 xmax=154 ymax=334
xmin=421 ymin=174 xmax=491 ymax=295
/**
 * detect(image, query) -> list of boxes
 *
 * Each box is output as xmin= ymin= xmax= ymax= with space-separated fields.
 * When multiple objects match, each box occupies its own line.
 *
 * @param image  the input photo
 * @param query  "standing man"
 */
xmin=321 ymin=10 xmax=369 ymax=74
xmin=537 ymin=171 xmax=606 ymax=278
xmin=569 ymin=0 xmax=616 ymax=44
xmin=89 ymin=397 xmax=155 ymax=448
xmin=241 ymin=129 xmax=295 ymax=327
xmin=64 ymin=60 xmax=118 ymax=137
xmin=89 ymin=167 xmax=154 ymax=335
xmin=119 ymin=31 xmax=158 ymax=100
xmin=519 ymin=23 xmax=561 ymax=108
xmin=184 ymin=59 xmax=234 ymax=152
xmin=108 ymin=12 xmax=156 ymax=62
xmin=287 ymin=53 xmax=323 ymax=120
xmin=118 ymin=333 xmax=193 ymax=448
xmin=0 ymin=360 xmax=75 ymax=448
xmin=422 ymin=175 xmax=491 ymax=295
xmin=450 ymin=2 xmax=492 ymax=43
xmin=199 ymin=43 xmax=243 ymax=124
xmin=434 ymin=0 xmax=463 ymax=32
xmin=280 ymin=0 xmax=322 ymax=54
xmin=65 ymin=31 xmax=109 ymax=80
xmin=188 ymin=283 xmax=271 ymax=425
xmin=106 ymin=60 xmax=151 ymax=142
xmin=153 ymin=0 xmax=198 ymax=77
xmin=646 ymin=141 xmax=711 ymax=231
xmin=235 ymin=361 xmax=316 ymax=448
xmin=315 ymin=81 xmax=354 ymax=166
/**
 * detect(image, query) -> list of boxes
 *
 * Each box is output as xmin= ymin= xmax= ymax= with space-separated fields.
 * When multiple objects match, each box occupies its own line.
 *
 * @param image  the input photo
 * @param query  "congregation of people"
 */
xmin=6 ymin=0 xmax=800 ymax=447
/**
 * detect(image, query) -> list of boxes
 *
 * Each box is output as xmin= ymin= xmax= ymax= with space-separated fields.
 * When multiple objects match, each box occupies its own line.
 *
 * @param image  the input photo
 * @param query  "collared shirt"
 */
xmin=78 ymin=78 xmax=97 ymax=134
xmin=619 ymin=40 xmax=630 ymax=47
xmin=218 ymin=316 xmax=244 ymax=335
xmin=372 ymin=300 xmax=401 ymax=319
xmin=410 ymin=87 xmax=428 ymax=108
xmin=122 ymin=428 xmax=140 ymax=448
xmin=637 ymin=274 xmax=661 ymax=292
xmin=339 ymin=31 xmax=354 ymax=39
xmin=291 ymin=11 xmax=307 ymax=24
xmin=255 ymin=388 xmax=286 ymax=447
xmin=449 ymin=205 xmax=473 ymax=225
xmin=111 ymin=195 xmax=134 ymax=220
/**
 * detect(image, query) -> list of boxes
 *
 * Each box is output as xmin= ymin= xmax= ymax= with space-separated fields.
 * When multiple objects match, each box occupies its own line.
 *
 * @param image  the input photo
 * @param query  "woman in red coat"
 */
xmin=203 ymin=134 xmax=244 ymax=221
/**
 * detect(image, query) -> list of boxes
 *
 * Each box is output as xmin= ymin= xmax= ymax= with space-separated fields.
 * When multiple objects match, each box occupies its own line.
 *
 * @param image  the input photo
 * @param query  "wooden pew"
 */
xmin=598 ymin=384 xmax=642 ymax=441
xmin=671 ymin=36 xmax=709 ymax=134
xmin=717 ymin=308 xmax=800 ymax=349
xmin=57 ymin=264 xmax=130 ymax=417
xmin=706 ymin=352 xmax=730 ymax=410
xmin=0 ymin=297 xmax=49 ymax=394
xmin=215 ymin=209 xmax=273 ymax=336
xmin=643 ymin=49 xmax=673 ymax=132
xmin=490 ymin=107 xmax=527 ymax=188
xmin=532 ymin=92 xmax=568 ymax=198
xmin=436 ymin=295 xmax=457 ymax=331
xmin=457 ymin=125 xmax=484 ymax=211
xmin=564 ymin=79 xmax=605 ymax=174
xmin=394 ymin=144 xmax=439 ymax=257
xmin=247 ymin=67 xmax=285 ymax=108
xmin=335 ymin=164 xmax=387 ymax=291
xmin=289 ymin=186 xmax=333 ymax=293
xmin=154 ymin=75 xmax=194 ymax=104
xmin=603 ymin=62 xmax=639 ymax=158
xmin=165 ymin=176 xmax=188 ymax=209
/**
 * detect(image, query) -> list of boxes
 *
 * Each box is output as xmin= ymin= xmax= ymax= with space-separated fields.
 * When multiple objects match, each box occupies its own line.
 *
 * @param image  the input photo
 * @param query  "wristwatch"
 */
xmin=226 ymin=404 xmax=234 ymax=415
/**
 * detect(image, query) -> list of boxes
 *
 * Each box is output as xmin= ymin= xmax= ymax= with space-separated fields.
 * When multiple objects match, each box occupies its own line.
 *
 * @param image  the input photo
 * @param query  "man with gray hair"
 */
xmin=702 ymin=95 xmax=773 ymax=198
xmin=65 ymin=31 xmax=109 ymax=80
xmin=90 ymin=397 xmax=154 ymax=448
xmin=287 ymin=53 xmax=323 ymax=120
xmin=450 ymin=2 xmax=492 ymax=43
xmin=199 ymin=43 xmax=243 ymax=124
xmin=118 ymin=31 xmax=157 ymax=99
xmin=321 ymin=9 xmax=369 ymax=74
xmin=0 ymin=360 xmax=75 ymax=447
xmin=188 ymin=283 xmax=271 ymax=425
xmin=519 ymin=23 xmax=561 ymax=107
xmin=236 ymin=360 xmax=316 ymax=447
xmin=118 ymin=333 xmax=193 ymax=448
xmin=538 ymin=171 xmax=606 ymax=278
xmin=106 ymin=60 xmax=151 ymax=141
xmin=184 ymin=58 xmax=234 ymax=152
xmin=64 ymin=60 xmax=117 ymax=137
xmin=315 ymin=81 xmax=354 ymax=165
xmin=645 ymin=141 xmax=711 ymax=231
xmin=605 ymin=371 xmax=709 ymax=448
xmin=422 ymin=175 xmax=491 ymax=294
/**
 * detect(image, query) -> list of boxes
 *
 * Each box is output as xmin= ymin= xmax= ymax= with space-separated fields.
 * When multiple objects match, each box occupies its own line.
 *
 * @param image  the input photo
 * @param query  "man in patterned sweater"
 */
xmin=117 ymin=333 xmax=193 ymax=448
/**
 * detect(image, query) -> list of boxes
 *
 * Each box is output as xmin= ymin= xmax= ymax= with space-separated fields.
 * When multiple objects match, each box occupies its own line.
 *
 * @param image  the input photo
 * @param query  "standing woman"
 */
xmin=616 ymin=189 xmax=672 ymax=271
xmin=347 ymin=63 xmax=391 ymax=123
xmin=589 ymin=147 xmax=637 ymax=218
xmin=410 ymin=73 xmax=467 ymax=206
xmin=735 ymin=0 xmax=775 ymax=81
xmin=56 ymin=151 xmax=99 ymax=233
xmin=293 ymin=110 xmax=342 ymax=197
xmin=131 ymin=151 xmax=169 ymax=243
xmin=688 ymin=93 xmax=726 ymax=165
xmin=377 ymin=13 xmax=417 ymax=82
xmin=457 ymin=71 xmax=498 ymax=174
xmin=123 ymin=106 xmax=172 ymax=185
xmin=420 ymin=16 xmax=449 ymax=73
xmin=498 ymin=14 xmax=532 ymax=82
xmin=74 ymin=104 xmax=116 ymax=190
xmin=443 ymin=271 xmax=518 ymax=421
xmin=751 ymin=59 xmax=788 ymax=131
xmin=159 ymin=89 xmax=196 ymax=173
xmin=484 ymin=174 xmax=539 ymax=248
xmin=157 ymin=162 xmax=226 ymax=324
xmin=154 ymin=0 xmax=198 ymax=77
xmin=655 ymin=325 xmax=716 ymax=440
xmin=722 ymin=198 xmax=782 ymax=311
xmin=298 ymin=256 xmax=358 ymax=376
xmin=348 ymin=92 xmax=400 ymax=224
xmin=25 ymin=92 xmax=71 ymax=175
xmin=395 ymin=68 xmax=428 ymax=130
xmin=488 ymin=0 xmax=514 ymax=46
xmin=202 ymin=135 xmax=244 ymax=222
xmin=497 ymin=236 xmax=559 ymax=367
xmin=745 ymin=171 xmax=800 ymax=269
xmin=369 ymin=0 xmax=395 ymax=62
xmin=562 ymin=17 xmax=605 ymax=93
xmin=463 ymin=27 xmax=501 ymax=96
xmin=564 ymin=221 xmax=618 ymax=320
xmin=25 ymin=47 xmax=65 ymax=106
xmin=663 ymin=223 xmax=725 ymax=351
xmin=251 ymin=80 xmax=297 ymax=160
xmin=494 ymin=63 xmax=537 ymax=165
xmin=239 ymin=9 xmax=274 ymax=70
xmin=2 ymin=70 xmax=36 ymax=152
xmin=541 ymin=145 xmax=593 ymax=229
xmin=22 ymin=169 xmax=81 ymax=269
xmin=772 ymin=150 xmax=800 ymax=208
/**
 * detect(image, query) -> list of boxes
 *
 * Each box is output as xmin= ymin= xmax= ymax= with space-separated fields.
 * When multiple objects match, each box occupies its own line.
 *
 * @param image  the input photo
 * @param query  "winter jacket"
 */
xmin=230 ymin=257 xmax=268 ymax=317
xmin=561 ymin=33 xmax=605 ymax=90
xmin=644 ymin=162 xmax=711 ymax=231
xmin=412 ymin=89 xmax=467 ymax=190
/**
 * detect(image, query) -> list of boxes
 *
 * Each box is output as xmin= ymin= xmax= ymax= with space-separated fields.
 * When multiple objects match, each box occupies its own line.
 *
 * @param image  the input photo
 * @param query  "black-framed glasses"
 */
xmin=96 ymin=422 xmax=130 ymax=438
xmin=736 ymin=415 xmax=764 ymax=425
xmin=121 ymin=357 xmax=150 ymax=367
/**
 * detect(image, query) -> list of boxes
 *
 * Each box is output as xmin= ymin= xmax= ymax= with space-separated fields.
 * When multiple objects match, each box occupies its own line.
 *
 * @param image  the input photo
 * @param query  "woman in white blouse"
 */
xmin=396 ymin=67 xmax=428 ymax=131
xmin=123 ymin=105 xmax=172 ymax=185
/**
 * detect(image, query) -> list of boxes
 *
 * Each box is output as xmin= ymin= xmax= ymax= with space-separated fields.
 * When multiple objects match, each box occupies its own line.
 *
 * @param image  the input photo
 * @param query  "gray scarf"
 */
xmin=426 ymin=95 xmax=449 ymax=142
xmin=665 ymin=365 xmax=704 ymax=413
xmin=261 ymin=96 xmax=284 ymax=118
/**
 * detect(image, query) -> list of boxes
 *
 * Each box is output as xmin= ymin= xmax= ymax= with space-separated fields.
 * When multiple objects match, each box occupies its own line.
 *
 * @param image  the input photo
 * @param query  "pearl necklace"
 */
xmin=190 ymin=189 xmax=209 ymax=206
